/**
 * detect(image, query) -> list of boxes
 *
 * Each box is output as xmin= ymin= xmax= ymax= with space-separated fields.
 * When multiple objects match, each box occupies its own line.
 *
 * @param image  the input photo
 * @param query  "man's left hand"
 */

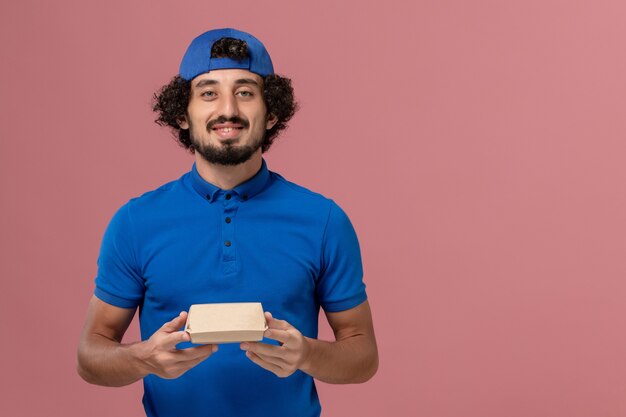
xmin=240 ymin=312 xmax=311 ymax=378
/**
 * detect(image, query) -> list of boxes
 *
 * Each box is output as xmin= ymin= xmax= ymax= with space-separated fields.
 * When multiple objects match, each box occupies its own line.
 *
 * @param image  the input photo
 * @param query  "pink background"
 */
xmin=2 ymin=1 xmax=626 ymax=416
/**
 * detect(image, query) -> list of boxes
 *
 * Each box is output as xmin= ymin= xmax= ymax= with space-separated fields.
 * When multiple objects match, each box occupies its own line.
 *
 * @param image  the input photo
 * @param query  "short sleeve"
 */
xmin=316 ymin=201 xmax=367 ymax=312
xmin=94 ymin=203 xmax=145 ymax=308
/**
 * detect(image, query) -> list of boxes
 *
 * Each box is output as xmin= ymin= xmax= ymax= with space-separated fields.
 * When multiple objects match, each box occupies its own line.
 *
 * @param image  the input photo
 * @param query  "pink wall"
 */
xmin=2 ymin=1 xmax=626 ymax=416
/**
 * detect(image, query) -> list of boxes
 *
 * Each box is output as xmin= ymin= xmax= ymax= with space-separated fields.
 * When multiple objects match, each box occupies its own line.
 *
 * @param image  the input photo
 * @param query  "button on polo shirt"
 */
xmin=93 ymin=158 xmax=367 ymax=417
xmin=193 ymin=161 xmax=275 ymax=278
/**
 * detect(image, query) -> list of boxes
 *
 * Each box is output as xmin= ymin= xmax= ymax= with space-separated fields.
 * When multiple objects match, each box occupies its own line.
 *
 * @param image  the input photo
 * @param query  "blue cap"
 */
xmin=179 ymin=28 xmax=274 ymax=80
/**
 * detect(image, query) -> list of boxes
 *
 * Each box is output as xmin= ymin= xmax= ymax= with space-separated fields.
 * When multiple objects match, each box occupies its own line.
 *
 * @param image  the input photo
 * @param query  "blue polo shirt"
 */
xmin=94 ymin=159 xmax=367 ymax=417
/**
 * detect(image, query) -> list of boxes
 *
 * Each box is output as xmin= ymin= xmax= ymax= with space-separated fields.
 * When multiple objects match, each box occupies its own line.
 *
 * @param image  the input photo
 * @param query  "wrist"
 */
xmin=126 ymin=340 xmax=152 ymax=379
xmin=299 ymin=337 xmax=317 ymax=374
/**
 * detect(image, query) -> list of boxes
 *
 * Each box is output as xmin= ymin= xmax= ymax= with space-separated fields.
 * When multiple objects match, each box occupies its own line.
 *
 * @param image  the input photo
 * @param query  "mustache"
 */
xmin=206 ymin=116 xmax=250 ymax=130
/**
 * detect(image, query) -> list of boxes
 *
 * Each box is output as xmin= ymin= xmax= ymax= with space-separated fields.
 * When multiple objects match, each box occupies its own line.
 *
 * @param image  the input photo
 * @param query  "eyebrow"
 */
xmin=234 ymin=78 xmax=260 ymax=86
xmin=194 ymin=78 xmax=260 ymax=89
xmin=194 ymin=79 xmax=218 ymax=88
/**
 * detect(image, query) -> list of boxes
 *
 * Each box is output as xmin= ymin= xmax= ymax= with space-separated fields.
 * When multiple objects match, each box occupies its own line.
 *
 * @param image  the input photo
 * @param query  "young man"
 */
xmin=77 ymin=28 xmax=378 ymax=417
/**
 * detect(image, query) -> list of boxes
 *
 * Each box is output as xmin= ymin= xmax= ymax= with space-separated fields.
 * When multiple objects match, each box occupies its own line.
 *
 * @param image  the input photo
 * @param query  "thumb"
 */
xmin=162 ymin=328 xmax=192 ymax=348
xmin=264 ymin=311 xmax=291 ymax=330
xmin=160 ymin=311 xmax=188 ymax=333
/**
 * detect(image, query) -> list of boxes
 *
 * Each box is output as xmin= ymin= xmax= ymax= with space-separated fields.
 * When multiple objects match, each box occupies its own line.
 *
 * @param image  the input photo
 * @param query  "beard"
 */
xmin=188 ymin=116 xmax=264 ymax=166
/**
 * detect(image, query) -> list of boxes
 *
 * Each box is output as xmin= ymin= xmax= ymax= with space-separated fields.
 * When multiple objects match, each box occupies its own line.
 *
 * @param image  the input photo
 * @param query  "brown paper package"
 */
xmin=184 ymin=302 xmax=268 ymax=344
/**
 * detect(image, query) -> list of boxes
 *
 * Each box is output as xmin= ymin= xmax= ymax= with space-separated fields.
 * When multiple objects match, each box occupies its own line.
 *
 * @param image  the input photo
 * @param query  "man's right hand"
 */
xmin=78 ymin=297 xmax=217 ymax=386
xmin=136 ymin=311 xmax=218 ymax=379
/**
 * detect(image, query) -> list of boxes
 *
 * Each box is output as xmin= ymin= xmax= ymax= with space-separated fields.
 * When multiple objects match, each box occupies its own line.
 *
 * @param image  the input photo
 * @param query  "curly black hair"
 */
xmin=152 ymin=38 xmax=297 ymax=154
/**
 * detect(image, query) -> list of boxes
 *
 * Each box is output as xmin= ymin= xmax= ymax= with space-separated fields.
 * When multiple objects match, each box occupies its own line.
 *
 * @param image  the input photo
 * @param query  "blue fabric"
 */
xmin=179 ymin=28 xmax=275 ymax=80
xmin=94 ymin=159 xmax=367 ymax=417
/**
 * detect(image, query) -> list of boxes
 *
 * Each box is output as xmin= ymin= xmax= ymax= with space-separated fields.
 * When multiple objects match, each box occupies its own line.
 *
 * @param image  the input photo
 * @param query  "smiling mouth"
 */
xmin=214 ymin=127 xmax=241 ymax=133
xmin=211 ymin=124 xmax=244 ymax=140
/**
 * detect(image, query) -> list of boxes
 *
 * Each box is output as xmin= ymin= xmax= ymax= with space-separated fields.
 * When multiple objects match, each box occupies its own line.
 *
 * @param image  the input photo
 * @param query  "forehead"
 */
xmin=191 ymin=69 xmax=263 ymax=89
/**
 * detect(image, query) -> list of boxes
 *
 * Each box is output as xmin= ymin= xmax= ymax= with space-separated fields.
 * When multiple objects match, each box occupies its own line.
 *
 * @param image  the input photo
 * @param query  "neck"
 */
xmin=194 ymin=151 xmax=263 ymax=190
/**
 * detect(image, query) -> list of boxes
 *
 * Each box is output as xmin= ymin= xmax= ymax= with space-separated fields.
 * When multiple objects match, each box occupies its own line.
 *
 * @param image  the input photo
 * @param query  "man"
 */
xmin=77 ymin=28 xmax=378 ymax=417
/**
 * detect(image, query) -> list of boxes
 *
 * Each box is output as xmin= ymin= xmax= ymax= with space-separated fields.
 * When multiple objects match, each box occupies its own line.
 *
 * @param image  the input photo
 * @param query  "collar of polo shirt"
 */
xmin=190 ymin=158 xmax=271 ymax=203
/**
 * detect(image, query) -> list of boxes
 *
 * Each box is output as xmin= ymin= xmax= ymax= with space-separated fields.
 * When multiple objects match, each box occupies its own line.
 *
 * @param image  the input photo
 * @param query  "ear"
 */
xmin=266 ymin=113 xmax=278 ymax=130
xmin=177 ymin=115 xmax=189 ymax=130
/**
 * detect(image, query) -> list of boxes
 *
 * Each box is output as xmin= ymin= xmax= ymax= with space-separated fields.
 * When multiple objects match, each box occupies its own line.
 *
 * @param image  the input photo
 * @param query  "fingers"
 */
xmin=263 ymin=328 xmax=290 ymax=344
xmin=152 ymin=345 xmax=218 ymax=379
xmin=264 ymin=312 xmax=291 ymax=331
xmin=156 ymin=312 xmax=193 ymax=348
xmin=143 ymin=313 xmax=219 ymax=379
xmin=177 ymin=344 xmax=218 ymax=361
xmin=264 ymin=312 xmax=292 ymax=346
xmin=161 ymin=329 xmax=191 ymax=348
xmin=241 ymin=342 xmax=285 ymax=360
xmin=243 ymin=314 xmax=306 ymax=379
xmin=160 ymin=311 xmax=188 ymax=333
xmin=180 ymin=350 xmax=216 ymax=371
xmin=245 ymin=351 xmax=286 ymax=377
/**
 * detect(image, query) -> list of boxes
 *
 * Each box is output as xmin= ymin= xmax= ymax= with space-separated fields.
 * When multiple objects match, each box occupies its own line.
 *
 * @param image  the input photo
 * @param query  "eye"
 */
xmin=200 ymin=90 xmax=216 ymax=98
xmin=237 ymin=90 xmax=253 ymax=97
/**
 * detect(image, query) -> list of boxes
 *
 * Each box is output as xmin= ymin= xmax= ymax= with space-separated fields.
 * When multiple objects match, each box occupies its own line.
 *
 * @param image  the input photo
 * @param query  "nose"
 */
xmin=217 ymin=93 xmax=239 ymax=118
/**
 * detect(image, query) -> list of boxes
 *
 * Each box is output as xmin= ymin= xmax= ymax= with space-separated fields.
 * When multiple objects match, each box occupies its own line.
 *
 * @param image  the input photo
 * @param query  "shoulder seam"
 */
xmin=272 ymin=174 xmax=330 ymax=200
xmin=127 ymin=174 xmax=187 ymax=204
xmin=124 ymin=201 xmax=142 ymax=277
xmin=318 ymin=199 xmax=335 ymax=276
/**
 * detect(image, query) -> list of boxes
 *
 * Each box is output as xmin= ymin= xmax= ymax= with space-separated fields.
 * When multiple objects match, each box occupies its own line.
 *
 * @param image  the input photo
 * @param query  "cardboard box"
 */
xmin=185 ymin=302 xmax=268 ymax=344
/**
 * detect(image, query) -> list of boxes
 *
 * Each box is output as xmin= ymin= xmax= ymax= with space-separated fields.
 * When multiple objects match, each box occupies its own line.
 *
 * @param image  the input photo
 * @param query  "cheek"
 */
xmin=250 ymin=109 xmax=270 ymax=127
xmin=188 ymin=111 xmax=213 ymax=131
xmin=187 ymin=100 xmax=215 ymax=122
xmin=187 ymin=118 xmax=206 ymax=136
